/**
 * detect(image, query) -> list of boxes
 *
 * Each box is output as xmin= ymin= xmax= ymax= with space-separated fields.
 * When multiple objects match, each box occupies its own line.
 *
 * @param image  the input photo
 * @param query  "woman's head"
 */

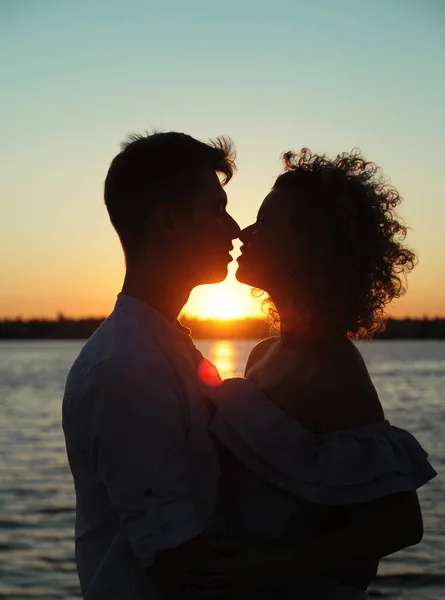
xmin=236 ymin=148 xmax=416 ymax=338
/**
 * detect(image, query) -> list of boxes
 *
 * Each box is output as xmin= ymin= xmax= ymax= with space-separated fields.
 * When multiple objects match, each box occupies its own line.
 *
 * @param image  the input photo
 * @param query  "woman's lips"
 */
xmin=237 ymin=245 xmax=249 ymax=260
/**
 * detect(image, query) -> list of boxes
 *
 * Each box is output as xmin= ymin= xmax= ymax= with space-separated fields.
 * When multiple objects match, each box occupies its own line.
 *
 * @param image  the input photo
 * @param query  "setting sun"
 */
xmin=191 ymin=286 xmax=246 ymax=319
xmin=182 ymin=264 xmax=264 ymax=320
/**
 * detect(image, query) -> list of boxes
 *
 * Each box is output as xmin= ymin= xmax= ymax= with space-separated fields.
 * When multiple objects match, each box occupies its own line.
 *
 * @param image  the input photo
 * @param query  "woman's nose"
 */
xmin=239 ymin=224 xmax=254 ymax=244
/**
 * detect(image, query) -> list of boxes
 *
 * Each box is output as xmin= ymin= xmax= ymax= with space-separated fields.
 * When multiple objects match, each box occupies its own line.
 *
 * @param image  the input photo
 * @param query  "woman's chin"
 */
xmin=235 ymin=264 xmax=258 ymax=287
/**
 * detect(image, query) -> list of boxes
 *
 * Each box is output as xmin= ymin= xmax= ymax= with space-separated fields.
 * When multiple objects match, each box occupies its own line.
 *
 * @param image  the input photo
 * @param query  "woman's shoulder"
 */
xmin=209 ymin=374 xmax=437 ymax=506
xmin=307 ymin=340 xmax=385 ymax=434
xmin=245 ymin=336 xmax=280 ymax=375
xmin=264 ymin=338 xmax=384 ymax=434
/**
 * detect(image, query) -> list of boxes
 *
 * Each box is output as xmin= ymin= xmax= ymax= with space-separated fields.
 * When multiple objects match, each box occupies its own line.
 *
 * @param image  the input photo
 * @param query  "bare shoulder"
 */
xmin=245 ymin=336 xmax=280 ymax=376
xmin=308 ymin=340 xmax=385 ymax=434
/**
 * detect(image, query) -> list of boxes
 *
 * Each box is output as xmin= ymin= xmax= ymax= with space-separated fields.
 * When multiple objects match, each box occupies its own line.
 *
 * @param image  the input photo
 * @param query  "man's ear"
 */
xmin=151 ymin=205 xmax=176 ymax=234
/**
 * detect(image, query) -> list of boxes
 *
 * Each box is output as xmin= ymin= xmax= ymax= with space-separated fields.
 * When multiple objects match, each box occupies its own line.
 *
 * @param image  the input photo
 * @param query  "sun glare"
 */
xmin=183 ymin=275 xmax=263 ymax=321
xmin=201 ymin=289 xmax=243 ymax=319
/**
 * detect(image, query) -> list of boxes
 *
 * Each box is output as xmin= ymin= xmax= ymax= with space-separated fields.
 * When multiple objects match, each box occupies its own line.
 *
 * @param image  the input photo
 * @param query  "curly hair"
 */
xmin=264 ymin=148 xmax=417 ymax=339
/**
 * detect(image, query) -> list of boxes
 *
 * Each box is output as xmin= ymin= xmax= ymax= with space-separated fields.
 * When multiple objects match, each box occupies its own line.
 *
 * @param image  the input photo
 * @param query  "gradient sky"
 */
xmin=2 ymin=0 xmax=444 ymax=319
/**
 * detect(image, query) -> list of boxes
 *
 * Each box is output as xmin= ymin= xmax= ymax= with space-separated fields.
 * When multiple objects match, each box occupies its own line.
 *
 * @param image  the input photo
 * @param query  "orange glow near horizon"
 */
xmin=182 ymin=280 xmax=263 ymax=321
xmin=180 ymin=258 xmax=265 ymax=321
xmin=189 ymin=288 xmax=242 ymax=320
xmin=1 ymin=255 xmax=444 ymax=321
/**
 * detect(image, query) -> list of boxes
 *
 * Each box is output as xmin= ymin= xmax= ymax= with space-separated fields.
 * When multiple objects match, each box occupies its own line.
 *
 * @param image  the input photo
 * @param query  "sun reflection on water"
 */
xmin=209 ymin=340 xmax=236 ymax=380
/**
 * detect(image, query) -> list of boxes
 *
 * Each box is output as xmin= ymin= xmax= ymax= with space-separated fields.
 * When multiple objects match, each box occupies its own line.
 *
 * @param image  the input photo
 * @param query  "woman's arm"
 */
xmin=274 ymin=489 xmax=423 ymax=578
xmin=185 ymin=490 xmax=423 ymax=595
xmin=188 ymin=344 xmax=428 ymax=595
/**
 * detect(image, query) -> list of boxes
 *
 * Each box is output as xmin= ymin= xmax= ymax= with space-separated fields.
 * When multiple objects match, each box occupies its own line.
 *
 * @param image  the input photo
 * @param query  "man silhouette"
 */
xmin=62 ymin=132 xmax=240 ymax=598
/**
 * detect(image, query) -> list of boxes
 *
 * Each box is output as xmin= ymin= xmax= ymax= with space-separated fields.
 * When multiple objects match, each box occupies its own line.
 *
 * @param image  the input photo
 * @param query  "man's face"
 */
xmin=173 ymin=169 xmax=240 ymax=286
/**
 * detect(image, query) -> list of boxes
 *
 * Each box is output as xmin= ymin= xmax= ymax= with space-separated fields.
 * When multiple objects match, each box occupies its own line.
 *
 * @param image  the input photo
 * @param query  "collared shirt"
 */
xmin=62 ymin=294 xmax=221 ymax=598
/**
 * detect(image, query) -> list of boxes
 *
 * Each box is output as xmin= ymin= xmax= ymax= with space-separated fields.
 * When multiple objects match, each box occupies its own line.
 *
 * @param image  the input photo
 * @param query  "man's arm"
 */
xmin=89 ymin=356 xmax=206 ymax=571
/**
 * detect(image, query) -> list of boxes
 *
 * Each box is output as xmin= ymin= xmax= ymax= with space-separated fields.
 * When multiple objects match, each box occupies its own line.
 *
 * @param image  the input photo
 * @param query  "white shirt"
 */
xmin=62 ymin=293 xmax=221 ymax=598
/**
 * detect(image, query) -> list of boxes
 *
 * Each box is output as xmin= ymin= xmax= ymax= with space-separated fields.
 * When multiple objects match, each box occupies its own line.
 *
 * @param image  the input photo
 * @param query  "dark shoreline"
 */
xmin=1 ymin=317 xmax=444 ymax=340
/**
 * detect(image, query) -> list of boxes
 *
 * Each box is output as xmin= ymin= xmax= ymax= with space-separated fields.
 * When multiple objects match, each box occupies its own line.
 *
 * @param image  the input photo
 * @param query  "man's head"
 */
xmin=104 ymin=131 xmax=240 ymax=286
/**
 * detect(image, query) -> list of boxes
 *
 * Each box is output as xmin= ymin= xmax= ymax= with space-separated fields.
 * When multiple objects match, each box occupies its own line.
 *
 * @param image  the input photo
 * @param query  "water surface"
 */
xmin=1 ymin=340 xmax=443 ymax=599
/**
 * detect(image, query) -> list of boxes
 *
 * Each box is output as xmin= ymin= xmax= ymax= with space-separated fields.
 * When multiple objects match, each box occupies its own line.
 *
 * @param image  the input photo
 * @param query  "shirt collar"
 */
xmin=115 ymin=293 xmax=191 ymax=342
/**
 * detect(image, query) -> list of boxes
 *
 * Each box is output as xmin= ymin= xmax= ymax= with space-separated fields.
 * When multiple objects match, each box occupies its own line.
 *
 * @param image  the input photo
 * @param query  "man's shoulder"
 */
xmin=63 ymin=352 xmax=181 ymax=426
xmin=65 ymin=311 xmax=172 ymax=395
xmin=81 ymin=310 xmax=164 ymax=364
xmin=62 ymin=308 xmax=191 ymax=433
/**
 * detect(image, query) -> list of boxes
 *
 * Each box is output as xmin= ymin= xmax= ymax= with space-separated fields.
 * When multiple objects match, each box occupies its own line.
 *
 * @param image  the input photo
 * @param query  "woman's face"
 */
xmin=236 ymin=188 xmax=297 ymax=292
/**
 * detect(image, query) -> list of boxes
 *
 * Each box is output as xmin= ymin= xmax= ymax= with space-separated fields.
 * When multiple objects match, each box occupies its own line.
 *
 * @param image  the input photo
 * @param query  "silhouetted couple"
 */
xmin=62 ymin=132 xmax=436 ymax=599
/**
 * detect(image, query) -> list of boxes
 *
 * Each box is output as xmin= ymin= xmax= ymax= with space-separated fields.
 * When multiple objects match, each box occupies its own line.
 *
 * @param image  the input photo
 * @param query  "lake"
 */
xmin=0 ymin=340 xmax=444 ymax=599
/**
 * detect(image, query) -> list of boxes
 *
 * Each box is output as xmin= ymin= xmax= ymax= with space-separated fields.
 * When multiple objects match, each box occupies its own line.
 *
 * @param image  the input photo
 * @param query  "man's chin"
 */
xmin=195 ymin=265 xmax=229 ymax=286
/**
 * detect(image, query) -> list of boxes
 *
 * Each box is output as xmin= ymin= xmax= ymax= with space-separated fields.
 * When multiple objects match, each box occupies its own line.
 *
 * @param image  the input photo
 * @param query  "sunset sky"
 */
xmin=2 ymin=0 xmax=444 ymax=320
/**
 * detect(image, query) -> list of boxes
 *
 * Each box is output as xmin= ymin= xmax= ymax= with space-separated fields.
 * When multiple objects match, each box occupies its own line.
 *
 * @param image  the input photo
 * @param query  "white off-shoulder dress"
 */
xmin=209 ymin=378 xmax=437 ymax=600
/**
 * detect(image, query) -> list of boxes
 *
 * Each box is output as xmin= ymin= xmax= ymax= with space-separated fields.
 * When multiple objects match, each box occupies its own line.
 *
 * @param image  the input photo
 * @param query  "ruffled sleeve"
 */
xmin=209 ymin=378 xmax=437 ymax=506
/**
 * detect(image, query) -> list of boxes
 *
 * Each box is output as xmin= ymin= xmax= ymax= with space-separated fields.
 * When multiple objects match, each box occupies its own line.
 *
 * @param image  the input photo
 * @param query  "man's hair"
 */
xmin=104 ymin=131 xmax=236 ymax=259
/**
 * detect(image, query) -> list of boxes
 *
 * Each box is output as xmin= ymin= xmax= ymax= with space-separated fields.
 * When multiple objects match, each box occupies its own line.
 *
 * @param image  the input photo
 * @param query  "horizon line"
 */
xmin=1 ymin=314 xmax=445 ymax=323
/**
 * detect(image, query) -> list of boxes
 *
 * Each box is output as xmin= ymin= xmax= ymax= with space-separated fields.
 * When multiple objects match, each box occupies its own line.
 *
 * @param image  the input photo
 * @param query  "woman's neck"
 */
xmin=270 ymin=294 xmax=346 ymax=349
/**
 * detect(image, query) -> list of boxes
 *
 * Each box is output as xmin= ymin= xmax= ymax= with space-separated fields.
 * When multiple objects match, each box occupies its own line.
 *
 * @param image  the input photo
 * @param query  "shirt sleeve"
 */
xmin=88 ymin=356 xmax=204 ymax=568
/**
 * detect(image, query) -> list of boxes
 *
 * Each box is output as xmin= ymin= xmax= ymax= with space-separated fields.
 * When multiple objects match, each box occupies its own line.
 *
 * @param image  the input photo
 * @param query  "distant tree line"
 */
xmin=0 ymin=315 xmax=444 ymax=340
